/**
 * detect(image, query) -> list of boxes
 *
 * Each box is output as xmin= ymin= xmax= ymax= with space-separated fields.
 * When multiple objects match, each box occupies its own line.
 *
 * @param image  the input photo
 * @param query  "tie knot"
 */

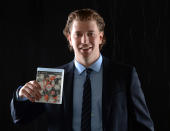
xmin=86 ymin=68 xmax=92 ymax=74
xmin=86 ymin=68 xmax=92 ymax=78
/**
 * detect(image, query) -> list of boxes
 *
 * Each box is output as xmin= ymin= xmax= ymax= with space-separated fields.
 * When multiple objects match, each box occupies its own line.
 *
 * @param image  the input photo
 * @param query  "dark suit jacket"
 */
xmin=10 ymin=57 xmax=154 ymax=131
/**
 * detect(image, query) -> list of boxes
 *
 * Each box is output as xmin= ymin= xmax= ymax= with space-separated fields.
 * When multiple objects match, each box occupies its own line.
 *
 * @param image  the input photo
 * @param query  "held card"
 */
xmin=35 ymin=67 xmax=64 ymax=104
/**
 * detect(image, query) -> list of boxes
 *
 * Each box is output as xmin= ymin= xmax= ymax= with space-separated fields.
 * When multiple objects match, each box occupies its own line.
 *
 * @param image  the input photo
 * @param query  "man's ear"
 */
xmin=99 ymin=32 xmax=104 ymax=44
xmin=67 ymin=34 xmax=72 ymax=46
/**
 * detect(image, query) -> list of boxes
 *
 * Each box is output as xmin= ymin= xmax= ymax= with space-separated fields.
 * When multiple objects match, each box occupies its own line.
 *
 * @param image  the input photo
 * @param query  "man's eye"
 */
xmin=87 ymin=32 xmax=94 ymax=37
xmin=75 ymin=33 xmax=82 ymax=37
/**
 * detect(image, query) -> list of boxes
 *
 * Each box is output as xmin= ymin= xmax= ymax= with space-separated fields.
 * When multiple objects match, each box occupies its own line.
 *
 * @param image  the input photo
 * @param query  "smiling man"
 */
xmin=67 ymin=20 xmax=103 ymax=67
xmin=10 ymin=8 xmax=154 ymax=131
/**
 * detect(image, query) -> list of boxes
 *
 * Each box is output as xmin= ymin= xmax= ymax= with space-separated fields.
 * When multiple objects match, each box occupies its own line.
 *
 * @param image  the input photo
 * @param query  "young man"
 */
xmin=10 ymin=9 xmax=154 ymax=131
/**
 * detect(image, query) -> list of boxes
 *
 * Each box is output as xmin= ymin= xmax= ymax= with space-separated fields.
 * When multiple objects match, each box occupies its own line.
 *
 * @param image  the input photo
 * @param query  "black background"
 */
xmin=0 ymin=0 xmax=169 ymax=130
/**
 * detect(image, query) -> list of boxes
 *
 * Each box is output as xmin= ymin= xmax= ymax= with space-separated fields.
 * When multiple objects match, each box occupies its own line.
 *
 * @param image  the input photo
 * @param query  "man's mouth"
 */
xmin=81 ymin=47 xmax=92 ymax=50
xmin=80 ymin=47 xmax=92 ymax=52
xmin=80 ymin=46 xmax=92 ymax=50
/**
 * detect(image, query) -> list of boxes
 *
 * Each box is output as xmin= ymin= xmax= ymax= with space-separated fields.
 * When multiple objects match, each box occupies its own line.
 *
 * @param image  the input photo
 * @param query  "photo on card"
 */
xmin=35 ymin=67 xmax=64 ymax=104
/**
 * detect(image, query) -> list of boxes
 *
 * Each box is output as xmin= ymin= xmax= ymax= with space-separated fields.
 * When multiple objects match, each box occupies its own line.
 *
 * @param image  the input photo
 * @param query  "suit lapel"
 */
xmin=62 ymin=61 xmax=74 ymax=131
xmin=102 ymin=57 xmax=116 ymax=130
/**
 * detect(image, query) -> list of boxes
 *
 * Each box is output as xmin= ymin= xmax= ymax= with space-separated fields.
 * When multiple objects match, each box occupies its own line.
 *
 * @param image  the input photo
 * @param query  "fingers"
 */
xmin=29 ymin=81 xmax=41 ymax=90
xmin=22 ymin=89 xmax=35 ymax=102
xmin=25 ymin=84 xmax=41 ymax=100
xmin=19 ymin=80 xmax=42 ymax=102
xmin=27 ymin=82 xmax=41 ymax=97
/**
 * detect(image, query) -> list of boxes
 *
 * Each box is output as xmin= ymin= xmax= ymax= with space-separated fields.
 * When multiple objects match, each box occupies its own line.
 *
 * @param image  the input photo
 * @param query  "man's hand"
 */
xmin=19 ymin=80 xmax=41 ymax=102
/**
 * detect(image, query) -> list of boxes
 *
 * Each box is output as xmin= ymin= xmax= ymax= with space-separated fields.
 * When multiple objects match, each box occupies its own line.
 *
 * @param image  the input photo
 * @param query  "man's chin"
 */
xmin=81 ymin=52 xmax=91 ymax=58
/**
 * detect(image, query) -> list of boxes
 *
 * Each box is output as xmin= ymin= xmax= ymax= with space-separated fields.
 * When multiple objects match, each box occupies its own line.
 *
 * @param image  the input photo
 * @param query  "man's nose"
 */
xmin=81 ymin=34 xmax=89 ymax=44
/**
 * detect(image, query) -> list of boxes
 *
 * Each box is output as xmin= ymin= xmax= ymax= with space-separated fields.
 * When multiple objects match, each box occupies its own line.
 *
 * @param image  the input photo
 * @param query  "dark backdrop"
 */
xmin=0 ymin=0 xmax=169 ymax=131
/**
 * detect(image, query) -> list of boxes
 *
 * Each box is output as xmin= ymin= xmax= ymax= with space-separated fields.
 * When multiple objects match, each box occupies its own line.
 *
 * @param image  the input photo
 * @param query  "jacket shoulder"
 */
xmin=56 ymin=60 xmax=74 ymax=73
xmin=103 ymin=56 xmax=134 ymax=74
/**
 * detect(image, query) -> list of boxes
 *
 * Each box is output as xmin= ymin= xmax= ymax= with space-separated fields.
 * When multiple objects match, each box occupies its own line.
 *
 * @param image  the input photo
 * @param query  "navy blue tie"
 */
xmin=81 ymin=68 xmax=92 ymax=131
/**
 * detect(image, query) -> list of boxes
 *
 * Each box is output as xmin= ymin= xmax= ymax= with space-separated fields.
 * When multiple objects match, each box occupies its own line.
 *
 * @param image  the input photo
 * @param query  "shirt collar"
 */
xmin=74 ymin=54 xmax=103 ymax=75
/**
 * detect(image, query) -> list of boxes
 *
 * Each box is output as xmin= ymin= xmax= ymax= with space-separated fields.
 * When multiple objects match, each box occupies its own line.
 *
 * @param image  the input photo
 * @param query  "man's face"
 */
xmin=68 ymin=20 xmax=103 ymax=63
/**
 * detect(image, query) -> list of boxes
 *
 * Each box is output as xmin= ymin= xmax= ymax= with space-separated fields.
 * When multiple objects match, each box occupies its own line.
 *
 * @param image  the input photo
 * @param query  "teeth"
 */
xmin=82 ymin=47 xmax=91 ymax=49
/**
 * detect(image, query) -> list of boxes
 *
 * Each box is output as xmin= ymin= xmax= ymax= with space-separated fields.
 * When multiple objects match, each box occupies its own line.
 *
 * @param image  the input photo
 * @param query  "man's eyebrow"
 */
xmin=88 ymin=31 xmax=95 ymax=32
xmin=74 ymin=31 xmax=94 ymax=33
xmin=74 ymin=31 xmax=81 ymax=33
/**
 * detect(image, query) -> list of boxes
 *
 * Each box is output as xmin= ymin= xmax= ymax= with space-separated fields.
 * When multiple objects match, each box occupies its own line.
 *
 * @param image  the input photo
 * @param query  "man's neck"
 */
xmin=75 ymin=54 xmax=100 ymax=68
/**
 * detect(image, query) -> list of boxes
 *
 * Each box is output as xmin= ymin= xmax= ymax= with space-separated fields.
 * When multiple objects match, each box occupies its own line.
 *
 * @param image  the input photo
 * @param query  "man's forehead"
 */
xmin=71 ymin=20 xmax=99 ymax=31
